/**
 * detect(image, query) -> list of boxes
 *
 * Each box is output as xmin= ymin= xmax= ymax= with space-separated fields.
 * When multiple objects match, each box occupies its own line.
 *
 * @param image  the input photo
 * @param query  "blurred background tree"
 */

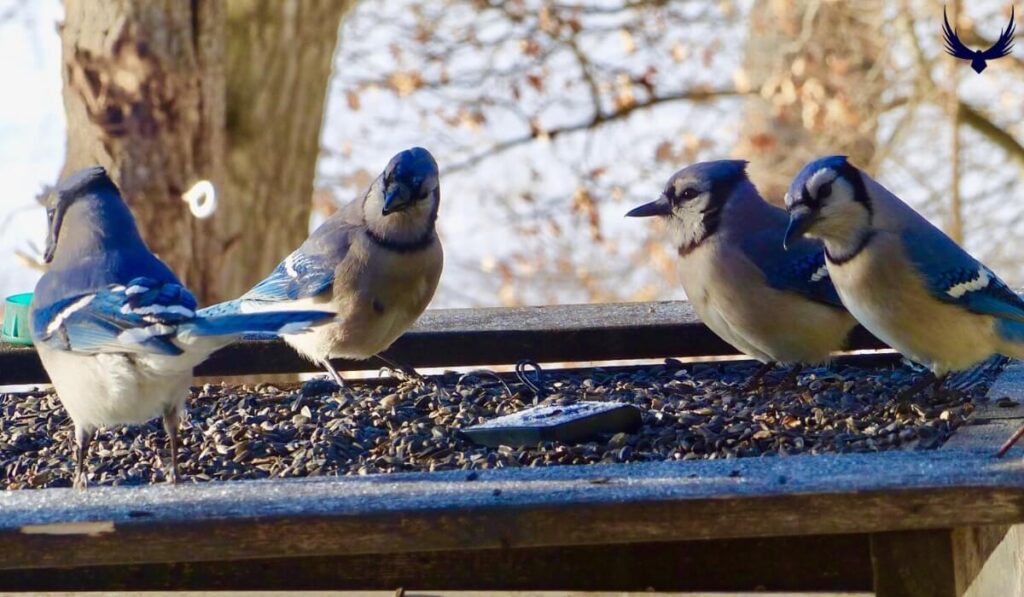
xmin=2 ymin=0 xmax=1022 ymax=308
xmin=60 ymin=0 xmax=352 ymax=303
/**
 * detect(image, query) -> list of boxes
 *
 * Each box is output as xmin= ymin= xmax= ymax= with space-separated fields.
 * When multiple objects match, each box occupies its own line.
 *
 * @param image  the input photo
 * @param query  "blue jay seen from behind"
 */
xmin=785 ymin=156 xmax=1024 ymax=399
xmin=31 ymin=167 xmax=333 ymax=488
xmin=199 ymin=147 xmax=443 ymax=385
xmin=627 ymin=160 xmax=857 ymax=387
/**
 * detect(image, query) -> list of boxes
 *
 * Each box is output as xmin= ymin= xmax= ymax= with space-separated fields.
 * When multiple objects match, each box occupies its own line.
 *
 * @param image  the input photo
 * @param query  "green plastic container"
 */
xmin=2 ymin=293 xmax=34 ymax=346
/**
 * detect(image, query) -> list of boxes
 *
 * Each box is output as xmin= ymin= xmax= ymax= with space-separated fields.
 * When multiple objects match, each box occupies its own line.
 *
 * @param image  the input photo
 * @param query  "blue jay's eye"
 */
xmin=679 ymin=188 xmax=699 ymax=201
xmin=818 ymin=182 xmax=832 ymax=200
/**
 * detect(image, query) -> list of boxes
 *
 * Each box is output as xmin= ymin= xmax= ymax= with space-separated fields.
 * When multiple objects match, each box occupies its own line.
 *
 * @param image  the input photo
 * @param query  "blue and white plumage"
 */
xmin=627 ymin=160 xmax=856 ymax=386
xmin=31 ymin=166 xmax=333 ymax=488
xmin=784 ymin=155 xmax=1024 ymax=396
xmin=199 ymin=147 xmax=444 ymax=384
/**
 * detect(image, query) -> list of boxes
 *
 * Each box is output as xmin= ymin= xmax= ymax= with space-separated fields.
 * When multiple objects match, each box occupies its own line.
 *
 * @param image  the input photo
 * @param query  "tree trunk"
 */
xmin=735 ymin=0 xmax=884 ymax=201
xmin=60 ymin=0 xmax=353 ymax=304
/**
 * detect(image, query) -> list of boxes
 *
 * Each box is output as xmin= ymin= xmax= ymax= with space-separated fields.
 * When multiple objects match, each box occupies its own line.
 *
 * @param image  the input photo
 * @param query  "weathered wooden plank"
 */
xmin=870 ymin=529 xmax=956 ymax=597
xmin=938 ymin=365 xmax=1024 ymax=596
xmin=0 ymin=535 xmax=872 ymax=592
xmin=0 ymin=301 xmax=884 ymax=384
xmin=952 ymin=525 xmax=1024 ymax=597
xmin=0 ymin=450 xmax=1023 ymax=570
xmin=945 ymin=361 xmax=1024 ymax=455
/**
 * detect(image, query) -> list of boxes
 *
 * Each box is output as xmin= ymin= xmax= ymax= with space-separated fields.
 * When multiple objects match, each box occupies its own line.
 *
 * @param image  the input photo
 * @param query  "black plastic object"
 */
xmin=462 ymin=401 xmax=643 ymax=447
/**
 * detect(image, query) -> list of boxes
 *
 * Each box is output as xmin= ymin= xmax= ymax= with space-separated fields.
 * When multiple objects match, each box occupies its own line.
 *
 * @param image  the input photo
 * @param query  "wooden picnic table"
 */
xmin=0 ymin=301 xmax=1020 ymax=596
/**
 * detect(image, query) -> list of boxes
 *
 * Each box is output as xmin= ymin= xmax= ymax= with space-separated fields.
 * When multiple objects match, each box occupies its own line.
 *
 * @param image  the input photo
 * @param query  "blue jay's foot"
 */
xmin=896 ymin=372 xmax=947 ymax=403
xmin=162 ymin=407 xmax=180 ymax=486
xmin=72 ymin=426 xmax=94 ymax=490
xmin=743 ymin=362 xmax=777 ymax=392
xmin=374 ymin=354 xmax=426 ymax=384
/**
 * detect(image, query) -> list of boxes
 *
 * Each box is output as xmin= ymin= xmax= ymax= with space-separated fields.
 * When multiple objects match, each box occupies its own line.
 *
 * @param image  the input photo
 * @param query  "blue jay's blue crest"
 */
xmin=786 ymin=155 xmax=852 ymax=209
xmin=784 ymin=156 xmax=873 ymax=258
xmin=380 ymin=146 xmax=440 ymax=216
xmin=626 ymin=159 xmax=749 ymax=254
xmin=43 ymin=166 xmax=129 ymax=263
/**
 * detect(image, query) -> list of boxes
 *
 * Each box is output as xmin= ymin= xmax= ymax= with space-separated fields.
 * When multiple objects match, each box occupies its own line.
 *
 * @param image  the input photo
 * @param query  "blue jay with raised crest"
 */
xmin=199 ymin=147 xmax=443 ymax=385
xmin=31 ymin=167 xmax=333 ymax=488
xmin=784 ymin=155 xmax=1024 ymax=399
xmin=627 ymin=160 xmax=857 ymax=387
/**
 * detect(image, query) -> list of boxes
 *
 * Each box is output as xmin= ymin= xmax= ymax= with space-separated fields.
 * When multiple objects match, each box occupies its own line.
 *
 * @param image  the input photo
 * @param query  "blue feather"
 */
xmin=32 ymin=285 xmax=190 ymax=356
xmin=739 ymin=217 xmax=843 ymax=309
xmin=900 ymin=226 xmax=1024 ymax=322
xmin=242 ymin=249 xmax=337 ymax=302
xmin=179 ymin=310 xmax=333 ymax=337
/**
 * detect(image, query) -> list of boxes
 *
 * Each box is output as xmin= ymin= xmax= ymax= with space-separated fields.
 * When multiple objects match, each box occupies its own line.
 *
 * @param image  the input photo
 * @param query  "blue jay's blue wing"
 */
xmin=900 ymin=227 xmax=1024 ymax=322
xmin=241 ymin=248 xmax=337 ymax=302
xmin=741 ymin=231 xmax=844 ymax=309
xmin=32 ymin=277 xmax=198 ymax=356
xmin=237 ymin=219 xmax=355 ymax=303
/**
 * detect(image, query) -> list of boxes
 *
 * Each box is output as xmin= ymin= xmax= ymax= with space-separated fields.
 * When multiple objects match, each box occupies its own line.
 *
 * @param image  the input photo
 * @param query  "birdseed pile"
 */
xmin=0 ymin=358 xmax=1006 ymax=489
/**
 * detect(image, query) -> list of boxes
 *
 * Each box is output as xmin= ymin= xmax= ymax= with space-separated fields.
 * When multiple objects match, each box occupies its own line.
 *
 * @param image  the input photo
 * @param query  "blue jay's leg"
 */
xmin=778 ymin=364 xmax=805 ymax=390
xmin=162 ymin=406 xmax=180 ymax=485
xmin=743 ymin=361 xmax=777 ymax=391
xmin=320 ymin=358 xmax=347 ymax=388
xmin=374 ymin=353 xmax=426 ymax=382
xmin=896 ymin=372 xmax=948 ymax=403
xmin=73 ymin=426 xmax=94 ymax=490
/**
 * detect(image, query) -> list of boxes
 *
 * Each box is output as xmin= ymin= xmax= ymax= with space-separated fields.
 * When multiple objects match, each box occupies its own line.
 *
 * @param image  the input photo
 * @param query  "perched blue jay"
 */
xmin=31 ymin=167 xmax=333 ymax=488
xmin=199 ymin=147 xmax=443 ymax=384
xmin=626 ymin=160 xmax=857 ymax=387
xmin=784 ymin=155 xmax=1024 ymax=399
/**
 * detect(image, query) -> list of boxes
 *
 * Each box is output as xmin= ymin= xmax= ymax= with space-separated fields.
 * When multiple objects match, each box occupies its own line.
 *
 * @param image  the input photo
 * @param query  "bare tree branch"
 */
xmin=444 ymin=87 xmax=747 ymax=173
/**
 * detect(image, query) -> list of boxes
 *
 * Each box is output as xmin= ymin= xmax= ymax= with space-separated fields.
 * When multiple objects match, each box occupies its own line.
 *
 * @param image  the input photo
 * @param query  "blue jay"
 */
xmin=784 ymin=155 xmax=1024 ymax=399
xmin=31 ymin=167 xmax=333 ymax=488
xmin=199 ymin=147 xmax=443 ymax=385
xmin=626 ymin=160 xmax=857 ymax=387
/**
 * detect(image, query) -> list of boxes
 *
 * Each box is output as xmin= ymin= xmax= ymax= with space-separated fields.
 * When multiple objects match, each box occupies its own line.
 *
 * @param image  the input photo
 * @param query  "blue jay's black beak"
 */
xmin=784 ymin=208 xmax=816 ymax=250
xmin=625 ymin=195 xmax=672 ymax=218
xmin=382 ymin=182 xmax=413 ymax=215
xmin=43 ymin=208 xmax=62 ymax=264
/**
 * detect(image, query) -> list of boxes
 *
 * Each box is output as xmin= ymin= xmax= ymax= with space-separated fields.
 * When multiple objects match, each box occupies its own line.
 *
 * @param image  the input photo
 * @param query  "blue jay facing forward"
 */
xmin=784 ymin=155 xmax=1024 ymax=402
xmin=31 ymin=167 xmax=333 ymax=488
xmin=199 ymin=147 xmax=443 ymax=385
xmin=626 ymin=160 xmax=857 ymax=388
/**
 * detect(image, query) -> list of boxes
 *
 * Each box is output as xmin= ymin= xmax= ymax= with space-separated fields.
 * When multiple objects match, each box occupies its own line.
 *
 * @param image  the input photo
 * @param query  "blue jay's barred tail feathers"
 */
xmin=195 ymin=298 xmax=244 ymax=318
xmin=177 ymin=310 xmax=334 ymax=340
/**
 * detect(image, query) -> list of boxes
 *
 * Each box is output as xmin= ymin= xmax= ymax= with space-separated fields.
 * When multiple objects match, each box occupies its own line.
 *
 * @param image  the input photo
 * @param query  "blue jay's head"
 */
xmin=626 ymin=160 xmax=749 ymax=253
xmin=380 ymin=147 xmax=439 ymax=216
xmin=784 ymin=155 xmax=871 ymax=249
xmin=43 ymin=166 xmax=124 ymax=263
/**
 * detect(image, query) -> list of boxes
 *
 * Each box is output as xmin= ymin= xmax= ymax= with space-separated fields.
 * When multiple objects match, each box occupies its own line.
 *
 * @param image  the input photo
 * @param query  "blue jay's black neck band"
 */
xmin=826 ymin=229 xmax=875 ymax=265
xmin=365 ymin=227 xmax=436 ymax=252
